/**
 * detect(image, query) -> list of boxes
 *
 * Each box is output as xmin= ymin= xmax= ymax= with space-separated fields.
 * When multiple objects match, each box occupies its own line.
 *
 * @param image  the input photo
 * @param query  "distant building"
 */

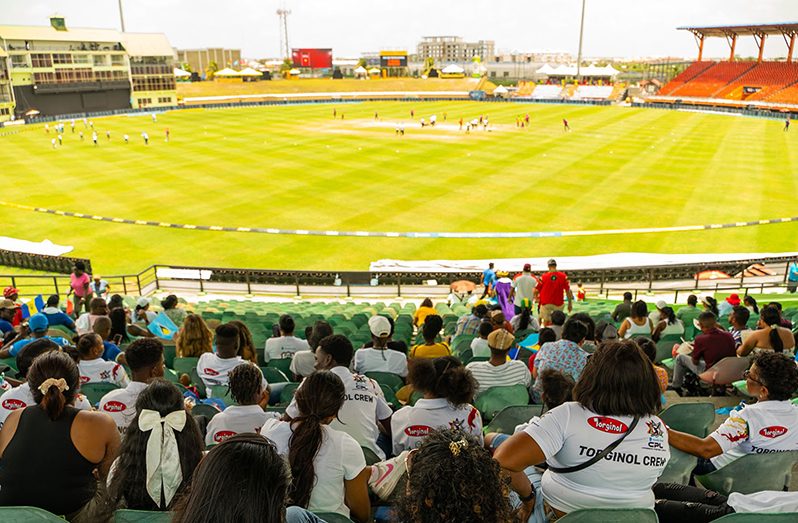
xmin=416 ymin=36 xmax=495 ymax=64
xmin=176 ymin=48 xmax=242 ymax=77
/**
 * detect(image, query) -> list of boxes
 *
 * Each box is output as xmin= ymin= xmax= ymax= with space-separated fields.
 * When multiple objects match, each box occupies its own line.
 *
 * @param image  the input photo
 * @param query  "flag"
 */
xmin=148 ymin=312 xmax=179 ymax=340
xmin=20 ymin=303 xmax=31 ymax=320
xmin=19 ymin=295 xmax=45 ymax=320
xmin=34 ymin=295 xmax=45 ymax=312
xmin=66 ymin=299 xmax=74 ymax=316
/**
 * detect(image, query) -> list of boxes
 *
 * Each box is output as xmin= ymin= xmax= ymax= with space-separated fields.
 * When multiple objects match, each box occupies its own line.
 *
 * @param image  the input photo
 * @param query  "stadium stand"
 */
xmin=665 ymin=62 xmax=755 ymax=98
xmin=571 ymin=85 xmax=614 ymax=100
xmin=529 ymin=84 xmax=565 ymax=99
xmin=658 ymin=61 xmax=716 ymax=95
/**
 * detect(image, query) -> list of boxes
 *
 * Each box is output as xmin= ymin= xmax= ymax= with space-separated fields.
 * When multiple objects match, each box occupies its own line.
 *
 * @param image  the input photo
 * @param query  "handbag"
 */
xmin=547 ymin=416 xmax=640 ymax=473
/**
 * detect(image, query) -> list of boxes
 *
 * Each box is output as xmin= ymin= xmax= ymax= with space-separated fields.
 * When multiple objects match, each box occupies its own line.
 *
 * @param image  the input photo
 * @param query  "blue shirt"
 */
xmin=789 ymin=262 xmax=798 ymax=282
xmin=102 ymin=341 xmax=121 ymax=362
xmin=0 ymin=319 xmax=13 ymax=335
xmin=482 ymin=268 xmax=497 ymax=286
xmin=42 ymin=311 xmax=76 ymax=331
xmin=10 ymin=336 xmax=69 ymax=357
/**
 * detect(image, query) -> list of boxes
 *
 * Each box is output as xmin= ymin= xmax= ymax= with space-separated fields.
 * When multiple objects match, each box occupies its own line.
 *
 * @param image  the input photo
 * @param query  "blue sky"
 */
xmin=1 ymin=0 xmax=796 ymax=59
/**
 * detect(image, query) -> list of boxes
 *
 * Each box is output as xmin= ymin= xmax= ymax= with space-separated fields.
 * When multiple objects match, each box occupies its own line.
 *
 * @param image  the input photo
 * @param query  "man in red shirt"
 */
xmin=533 ymin=259 xmax=573 ymax=324
xmin=670 ymin=312 xmax=736 ymax=395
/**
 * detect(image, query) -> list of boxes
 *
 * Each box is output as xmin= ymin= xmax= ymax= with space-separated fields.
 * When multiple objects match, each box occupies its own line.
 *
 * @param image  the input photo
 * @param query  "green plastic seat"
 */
xmin=361 ymin=446 xmax=381 ymax=465
xmin=696 ymin=450 xmax=798 ymax=495
xmin=378 ymin=383 xmax=398 ymax=409
xmin=312 ymin=512 xmax=355 ymax=523
xmin=0 ymin=357 xmax=18 ymax=373
xmin=452 ymin=335 xmax=476 ymax=355
xmin=191 ymin=403 xmax=219 ymax=420
xmin=278 ymin=382 xmax=300 ymax=406
xmin=484 ymin=405 xmax=543 ymax=434
xmin=655 ymin=334 xmax=682 ymax=363
xmin=661 ymin=357 xmax=674 ymax=369
xmin=114 ymin=509 xmax=173 ymax=522
xmin=267 ymin=358 xmax=293 ymax=377
xmin=0 ymin=506 xmax=67 ymax=521
xmin=409 ymin=390 xmax=424 ymax=406
xmin=209 ymin=385 xmax=237 ymax=407
xmin=172 ymin=357 xmax=199 ymax=375
xmin=558 ymin=508 xmax=658 ymax=522
xmin=81 ymin=382 xmax=120 ymax=406
xmin=713 ymin=513 xmax=798 ymax=522
xmin=658 ymin=448 xmax=698 ymax=484
xmin=364 ymin=371 xmax=404 ymax=392
xmin=162 ymin=345 xmax=176 ymax=369
xmin=658 ymin=402 xmax=715 ymax=437
xmin=261 ymin=366 xmax=289 ymax=383
xmin=474 ymin=384 xmax=530 ymax=422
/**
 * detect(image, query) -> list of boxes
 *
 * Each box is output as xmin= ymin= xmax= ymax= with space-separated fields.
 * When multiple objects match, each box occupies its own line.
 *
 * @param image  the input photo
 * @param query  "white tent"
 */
xmin=354 ymin=65 xmax=367 ymax=74
xmin=239 ymin=67 xmax=262 ymax=77
xmin=441 ymin=64 xmax=465 ymax=74
xmin=173 ymin=68 xmax=191 ymax=77
xmin=214 ymin=67 xmax=240 ymax=77
xmin=536 ymin=64 xmax=556 ymax=75
xmin=368 ymin=67 xmax=381 ymax=74
xmin=289 ymin=68 xmax=301 ymax=75
xmin=493 ymin=85 xmax=509 ymax=94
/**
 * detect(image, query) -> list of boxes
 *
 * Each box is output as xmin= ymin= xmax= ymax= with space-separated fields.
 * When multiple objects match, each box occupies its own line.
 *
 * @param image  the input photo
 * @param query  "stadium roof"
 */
xmin=678 ymin=22 xmax=798 ymax=37
xmin=0 ymin=24 xmax=122 ymax=43
xmin=121 ymin=33 xmax=175 ymax=58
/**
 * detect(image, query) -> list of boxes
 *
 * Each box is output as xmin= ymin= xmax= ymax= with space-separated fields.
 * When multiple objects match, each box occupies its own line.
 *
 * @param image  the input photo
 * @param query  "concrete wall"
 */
xmin=13 ymin=84 xmax=130 ymax=116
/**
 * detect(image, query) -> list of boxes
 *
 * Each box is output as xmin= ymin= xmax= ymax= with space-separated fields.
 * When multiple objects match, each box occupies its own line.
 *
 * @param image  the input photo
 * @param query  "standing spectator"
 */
xmin=727 ymin=306 xmax=752 ymax=348
xmin=676 ymin=294 xmax=701 ymax=324
xmin=532 ymin=319 xmax=589 ymax=402
xmin=670 ymin=312 xmax=736 ymax=395
xmin=69 ymin=261 xmax=92 ymax=315
xmin=511 ymin=263 xmax=537 ymax=315
xmin=454 ymin=303 xmax=488 ymax=337
xmin=718 ymin=294 xmax=741 ymax=318
xmin=618 ymin=300 xmax=654 ymax=339
xmin=612 ymin=292 xmax=634 ymax=322
xmin=533 ymin=259 xmax=574 ymax=323
xmin=287 ymin=335 xmax=392 ymax=460
xmin=737 ymin=306 xmax=796 ymax=357
xmin=175 ymin=314 xmax=214 ymax=358
xmin=161 ymin=295 xmax=186 ymax=327
xmin=264 ymin=314 xmax=309 ymax=362
xmin=480 ymin=262 xmax=496 ymax=299
xmin=76 ymin=333 xmax=129 ymax=388
xmin=290 ymin=320 xmax=333 ymax=380
xmin=788 ymin=258 xmax=798 ymax=293
xmin=494 ymin=273 xmax=515 ymax=320
xmin=89 ymin=275 xmax=110 ymax=300
xmin=409 ymin=315 xmax=450 ymax=359
xmin=40 ymin=295 xmax=76 ymax=332
xmin=466 ymin=329 xmax=531 ymax=391
xmin=76 ymin=297 xmax=109 ymax=335
xmin=413 ymin=298 xmax=438 ymax=328
xmin=205 ymin=363 xmax=276 ymax=445
xmin=354 ymin=315 xmax=408 ymax=377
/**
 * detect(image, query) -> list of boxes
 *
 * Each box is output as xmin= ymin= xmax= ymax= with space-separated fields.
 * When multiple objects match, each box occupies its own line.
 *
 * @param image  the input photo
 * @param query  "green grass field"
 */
xmin=1 ymin=101 xmax=796 ymax=275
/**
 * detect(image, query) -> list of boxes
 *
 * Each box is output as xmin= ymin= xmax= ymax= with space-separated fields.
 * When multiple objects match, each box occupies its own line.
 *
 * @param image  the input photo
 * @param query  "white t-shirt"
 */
xmin=261 ymin=419 xmax=366 ymax=517
xmin=391 ymin=397 xmax=483 ymax=456
xmin=524 ymin=402 xmax=669 ymax=514
xmin=205 ymin=404 xmax=279 ymax=446
xmin=264 ymin=336 xmax=309 ymax=362
xmin=658 ymin=320 xmax=685 ymax=336
xmin=289 ymin=350 xmax=316 ymax=378
xmin=727 ymin=491 xmax=798 ymax=513
xmin=353 ymin=348 xmax=408 ymax=377
xmin=75 ymin=313 xmax=103 ymax=335
xmin=287 ymin=366 xmax=392 ymax=459
xmin=98 ymin=381 xmax=149 ymax=433
xmin=196 ymin=353 xmax=267 ymax=397
xmin=709 ymin=400 xmax=798 ymax=468
xmin=470 ymin=338 xmax=491 ymax=357
xmin=0 ymin=382 xmax=91 ymax=430
xmin=512 ymin=274 xmax=537 ymax=307
xmin=78 ymin=358 xmax=129 ymax=388
xmin=465 ymin=360 xmax=531 ymax=391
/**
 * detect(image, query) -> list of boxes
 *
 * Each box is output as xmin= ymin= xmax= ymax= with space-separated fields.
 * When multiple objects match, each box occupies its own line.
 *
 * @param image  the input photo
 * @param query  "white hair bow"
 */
xmin=138 ymin=408 xmax=187 ymax=508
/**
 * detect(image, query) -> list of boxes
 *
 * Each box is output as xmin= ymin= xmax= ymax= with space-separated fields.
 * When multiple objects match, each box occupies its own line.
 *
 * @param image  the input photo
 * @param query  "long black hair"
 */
xmin=518 ymin=306 xmax=532 ymax=331
xmin=760 ymin=306 xmax=785 ymax=353
xmin=288 ymin=371 xmax=346 ymax=508
xmin=109 ymin=308 xmax=130 ymax=343
xmin=172 ymin=434 xmax=290 ymax=523
xmin=28 ymin=351 xmax=80 ymax=421
xmin=744 ymin=295 xmax=759 ymax=314
xmin=408 ymin=356 xmax=477 ymax=406
xmin=108 ymin=380 xmax=204 ymax=510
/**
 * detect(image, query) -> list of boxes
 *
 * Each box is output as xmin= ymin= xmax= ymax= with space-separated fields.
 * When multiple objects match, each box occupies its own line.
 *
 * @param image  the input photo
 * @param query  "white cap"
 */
xmin=368 ymin=315 xmax=392 ymax=337
xmin=137 ymin=297 xmax=149 ymax=308
xmin=655 ymin=300 xmax=667 ymax=310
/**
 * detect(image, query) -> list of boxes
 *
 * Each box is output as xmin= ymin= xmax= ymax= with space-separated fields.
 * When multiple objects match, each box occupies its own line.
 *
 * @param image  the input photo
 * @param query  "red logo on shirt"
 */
xmin=2 ymin=399 xmax=25 ymax=410
xmin=760 ymin=426 xmax=788 ymax=438
xmin=588 ymin=416 xmax=628 ymax=434
xmin=405 ymin=425 xmax=433 ymax=437
xmin=213 ymin=430 xmax=236 ymax=443
xmin=103 ymin=401 xmax=127 ymax=413
xmin=204 ymin=368 xmax=219 ymax=377
xmin=79 ymin=376 xmax=90 ymax=384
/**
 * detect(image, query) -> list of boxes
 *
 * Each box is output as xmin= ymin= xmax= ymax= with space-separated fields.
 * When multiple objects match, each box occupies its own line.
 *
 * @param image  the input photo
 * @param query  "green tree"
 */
xmin=280 ymin=58 xmax=292 ymax=72
xmin=206 ymin=60 xmax=218 ymax=79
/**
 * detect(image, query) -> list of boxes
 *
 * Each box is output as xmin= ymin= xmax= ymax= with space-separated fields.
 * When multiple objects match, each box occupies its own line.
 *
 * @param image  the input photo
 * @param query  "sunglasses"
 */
xmin=743 ymin=369 xmax=764 ymax=386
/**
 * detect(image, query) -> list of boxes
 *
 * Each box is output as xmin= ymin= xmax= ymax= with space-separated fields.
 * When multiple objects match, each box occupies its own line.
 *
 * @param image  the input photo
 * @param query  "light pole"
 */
xmin=118 ymin=0 xmax=126 ymax=32
xmin=576 ymin=0 xmax=586 ymax=81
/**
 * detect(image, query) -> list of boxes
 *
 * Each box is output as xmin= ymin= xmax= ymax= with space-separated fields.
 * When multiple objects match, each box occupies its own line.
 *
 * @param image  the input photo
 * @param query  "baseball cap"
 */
xmin=523 ymin=263 xmax=531 ymax=272
xmin=0 ymin=299 xmax=18 ymax=310
xmin=93 ymin=274 xmax=101 ymax=280
xmin=547 ymin=259 xmax=557 ymax=267
xmin=488 ymin=329 xmax=514 ymax=351
xmin=726 ymin=294 xmax=741 ymax=306
xmin=137 ymin=297 xmax=149 ymax=308
xmin=28 ymin=313 xmax=49 ymax=333
xmin=368 ymin=315 xmax=392 ymax=337
xmin=3 ymin=287 xmax=18 ymax=299
xmin=655 ymin=300 xmax=667 ymax=310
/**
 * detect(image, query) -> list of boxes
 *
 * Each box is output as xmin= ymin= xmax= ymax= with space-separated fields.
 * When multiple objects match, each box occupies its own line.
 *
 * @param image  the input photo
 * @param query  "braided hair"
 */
xmin=228 ymin=363 xmax=263 ymax=405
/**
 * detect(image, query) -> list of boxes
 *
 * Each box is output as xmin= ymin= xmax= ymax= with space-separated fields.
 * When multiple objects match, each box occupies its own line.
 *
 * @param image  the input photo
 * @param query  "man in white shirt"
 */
xmin=198 ymin=323 xmax=267 ymax=397
xmin=0 ymin=339 xmax=91 ymax=430
xmin=510 ymin=264 xmax=537 ymax=316
xmin=466 ymin=329 xmax=531 ymax=392
xmin=77 ymin=333 xmax=129 ymax=388
xmin=354 ymin=316 xmax=408 ymax=377
xmin=264 ymin=314 xmax=309 ymax=362
xmin=286 ymin=334 xmax=393 ymax=459
xmin=99 ymin=338 xmax=165 ymax=433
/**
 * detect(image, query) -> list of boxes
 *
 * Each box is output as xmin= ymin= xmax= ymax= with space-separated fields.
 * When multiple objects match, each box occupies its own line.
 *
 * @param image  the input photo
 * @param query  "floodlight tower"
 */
xmin=118 ymin=0 xmax=126 ymax=32
xmin=576 ymin=0 xmax=586 ymax=81
xmin=277 ymin=7 xmax=291 ymax=60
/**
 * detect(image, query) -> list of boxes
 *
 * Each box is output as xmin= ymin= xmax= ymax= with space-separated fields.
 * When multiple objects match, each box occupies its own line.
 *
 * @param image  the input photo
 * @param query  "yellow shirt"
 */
xmin=413 ymin=307 xmax=438 ymax=327
xmin=410 ymin=342 xmax=451 ymax=359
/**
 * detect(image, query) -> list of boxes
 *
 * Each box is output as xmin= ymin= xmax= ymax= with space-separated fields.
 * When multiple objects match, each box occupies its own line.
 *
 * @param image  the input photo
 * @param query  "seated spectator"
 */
xmin=206 ymin=363 xmax=278 ymax=445
xmin=466 ymin=329 xmax=531 ymax=391
xmin=532 ymin=319 xmax=589 ymax=402
xmin=172 ymin=433 xmax=322 ymax=523
xmin=595 ymin=321 xmax=619 ymax=343
xmin=0 ymin=351 xmax=120 ymax=520
xmin=527 ymin=327 xmax=558 ymax=373
xmin=360 ymin=315 xmax=408 ymax=355
xmin=744 ymin=295 xmax=759 ymax=315
xmin=0 ymin=299 xmax=17 ymax=336
xmin=548 ymin=309 xmax=566 ymax=339
xmin=636 ymin=337 xmax=668 ymax=393
xmin=396 ymin=429 xmax=514 ymax=523
xmin=76 ymin=333 xmax=129 ymax=388
xmin=108 ymin=379 xmax=203 ymax=511
xmin=0 ymin=313 xmax=69 ymax=359
xmin=198 ymin=324 xmax=265 ymax=397
xmin=668 ymin=352 xmax=798 ymax=475
xmin=618 ymin=300 xmax=653 ymax=339
xmin=767 ymin=301 xmax=793 ymax=329
xmin=354 ymin=315 xmax=408 ymax=377
xmin=161 ymin=295 xmax=186 ymax=327
xmin=107 ymin=294 xmax=126 ymax=312
xmin=228 ymin=319 xmax=258 ymax=364
xmin=0 ymin=339 xmax=91 ymax=429
xmin=568 ymin=312 xmax=597 ymax=352
xmin=454 ymin=303 xmax=488 ymax=337
xmin=718 ymin=293 xmax=741 ymax=318
xmin=290 ymin=320 xmax=333 ymax=380
xmin=175 ymin=314 xmax=213 ymax=358
xmin=648 ymin=300 xmax=668 ymax=325
xmin=41 ymin=294 xmax=76 ymax=332
xmin=93 ymin=316 xmax=124 ymax=363
xmin=288 ymin=335 xmax=392 ymax=460
xmin=510 ymin=298 xmax=540 ymax=333
xmin=413 ymin=298 xmax=438 ymax=328
xmin=612 ymin=292 xmax=633 ymax=322
xmin=490 ymin=309 xmax=515 ymax=333
xmin=99 ymin=338 xmax=164 ymax=433
xmin=652 ymin=306 xmax=684 ymax=341
xmin=76 ymin=297 xmax=109 ymax=335
xmin=391 ymin=356 xmax=482 ymax=454
xmin=132 ymin=298 xmax=157 ymax=326
xmin=262 ymin=371 xmax=371 ymax=522
xmin=738 ymin=306 xmax=796 ymax=357
xmin=264 ymin=314 xmax=309 ymax=362
xmin=676 ymin=294 xmax=701 ymax=324
xmin=670 ymin=312 xmax=735 ymax=395
xmin=470 ymin=321 xmax=494 ymax=358
xmin=702 ymin=296 xmax=720 ymax=317
xmin=495 ymin=340 xmax=668 ymax=519
xmin=727 ymin=306 xmax=752 ymax=348
xmin=409 ymin=315 xmax=451 ymax=359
